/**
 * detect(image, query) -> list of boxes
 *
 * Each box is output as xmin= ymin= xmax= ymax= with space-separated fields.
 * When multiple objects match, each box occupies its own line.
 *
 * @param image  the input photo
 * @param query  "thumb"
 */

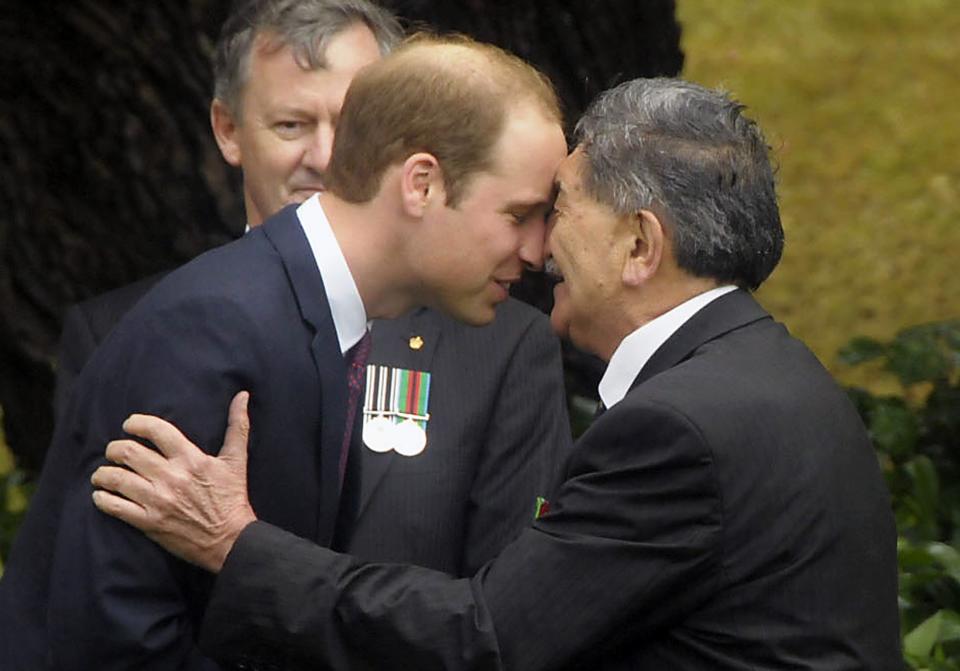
xmin=220 ymin=391 xmax=251 ymax=469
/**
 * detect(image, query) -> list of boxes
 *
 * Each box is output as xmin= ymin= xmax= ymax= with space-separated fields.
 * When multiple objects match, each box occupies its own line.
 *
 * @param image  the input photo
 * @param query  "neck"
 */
xmin=318 ymin=192 xmax=420 ymax=320
xmin=597 ymin=273 xmax=721 ymax=361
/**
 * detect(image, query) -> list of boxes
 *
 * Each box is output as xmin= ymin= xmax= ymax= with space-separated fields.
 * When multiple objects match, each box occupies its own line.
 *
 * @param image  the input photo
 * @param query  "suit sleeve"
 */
xmin=200 ymin=399 xmax=724 ymax=670
xmin=461 ymin=313 xmax=573 ymax=574
xmin=47 ymin=295 xmax=263 ymax=671
xmin=53 ymin=303 xmax=99 ymax=420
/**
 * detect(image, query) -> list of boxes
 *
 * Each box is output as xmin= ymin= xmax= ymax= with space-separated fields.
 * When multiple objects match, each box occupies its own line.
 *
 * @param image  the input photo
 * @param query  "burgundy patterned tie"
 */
xmin=339 ymin=331 xmax=371 ymax=490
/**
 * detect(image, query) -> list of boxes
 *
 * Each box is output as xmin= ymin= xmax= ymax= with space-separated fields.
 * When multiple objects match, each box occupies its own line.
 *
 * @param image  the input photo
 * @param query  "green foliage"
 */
xmin=842 ymin=320 xmax=960 ymax=668
xmin=0 ymin=468 xmax=34 ymax=571
xmin=0 ymin=410 xmax=35 ymax=574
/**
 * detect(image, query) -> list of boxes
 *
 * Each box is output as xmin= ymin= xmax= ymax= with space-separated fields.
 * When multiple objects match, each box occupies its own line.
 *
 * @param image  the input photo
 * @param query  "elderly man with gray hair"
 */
xmin=93 ymin=78 xmax=902 ymax=669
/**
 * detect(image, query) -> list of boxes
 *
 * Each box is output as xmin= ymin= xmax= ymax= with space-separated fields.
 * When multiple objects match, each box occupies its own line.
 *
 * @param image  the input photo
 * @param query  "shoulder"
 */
xmin=68 ymin=272 xmax=167 ymax=343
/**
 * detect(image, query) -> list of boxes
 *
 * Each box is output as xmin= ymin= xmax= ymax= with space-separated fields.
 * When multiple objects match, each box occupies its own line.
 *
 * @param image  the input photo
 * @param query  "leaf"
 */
xmin=926 ymin=544 xmax=960 ymax=586
xmin=870 ymin=398 xmax=920 ymax=458
xmin=937 ymin=610 xmax=960 ymax=643
xmin=899 ymin=538 xmax=938 ymax=569
xmin=838 ymin=336 xmax=887 ymax=365
xmin=888 ymin=327 xmax=952 ymax=385
xmin=905 ymin=456 xmax=941 ymax=538
xmin=905 ymin=610 xmax=943 ymax=660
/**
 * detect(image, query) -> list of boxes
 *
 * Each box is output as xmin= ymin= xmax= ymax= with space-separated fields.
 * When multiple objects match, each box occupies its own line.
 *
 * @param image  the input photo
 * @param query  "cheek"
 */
xmin=549 ymin=282 xmax=572 ymax=338
xmin=271 ymin=146 xmax=307 ymax=177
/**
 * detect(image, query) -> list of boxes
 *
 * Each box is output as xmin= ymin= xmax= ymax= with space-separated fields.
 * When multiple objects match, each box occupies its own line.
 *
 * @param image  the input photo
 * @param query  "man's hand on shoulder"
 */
xmin=92 ymin=391 xmax=257 ymax=573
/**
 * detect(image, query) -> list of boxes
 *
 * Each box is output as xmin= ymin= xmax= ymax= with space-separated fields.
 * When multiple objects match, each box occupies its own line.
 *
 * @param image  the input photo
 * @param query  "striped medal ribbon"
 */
xmin=362 ymin=365 xmax=431 ymax=456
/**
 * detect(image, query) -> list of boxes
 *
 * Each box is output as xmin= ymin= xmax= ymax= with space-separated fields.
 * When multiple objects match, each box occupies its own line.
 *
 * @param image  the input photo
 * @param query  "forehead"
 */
xmin=480 ymin=104 xmax=566 ymax=204
xmin=244 ymin=24 xmax=380 ymax=100
xmin=555 ymin=148 xmax=588 ymax=199
xmin=317 ymin=22 xmax=382 ymax=73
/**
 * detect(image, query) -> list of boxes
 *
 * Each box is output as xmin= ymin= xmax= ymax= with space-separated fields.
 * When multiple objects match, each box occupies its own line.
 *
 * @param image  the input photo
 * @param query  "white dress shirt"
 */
xmin=598 ymin=285 xmax=738 ymax=409
xmin=296 ymin=195 xmax=368 ymax=354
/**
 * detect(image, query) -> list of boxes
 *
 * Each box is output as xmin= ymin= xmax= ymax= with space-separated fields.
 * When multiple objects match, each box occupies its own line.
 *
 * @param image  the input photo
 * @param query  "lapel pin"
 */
xmin=408 ymin=335 xmax=424 ymax=350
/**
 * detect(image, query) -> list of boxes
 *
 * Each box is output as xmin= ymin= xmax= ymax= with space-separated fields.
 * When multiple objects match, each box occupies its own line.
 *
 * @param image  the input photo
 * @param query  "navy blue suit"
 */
xmin=0 ymin=205 xmax=352 ymax=669
xmin=50 ymin=228 xmax=572 ymax=584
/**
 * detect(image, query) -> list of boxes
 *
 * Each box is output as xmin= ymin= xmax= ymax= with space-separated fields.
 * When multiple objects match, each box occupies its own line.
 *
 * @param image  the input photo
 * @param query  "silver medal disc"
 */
xmin=394 ymin=419 xmax=427 ymax=457
xmin=363 ymin=416 xmax=395 ymax=453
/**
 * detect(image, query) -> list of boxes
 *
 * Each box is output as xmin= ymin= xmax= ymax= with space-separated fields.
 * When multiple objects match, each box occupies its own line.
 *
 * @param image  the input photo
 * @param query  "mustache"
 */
xmin=543 ymin=258 xmax=564 ymax=280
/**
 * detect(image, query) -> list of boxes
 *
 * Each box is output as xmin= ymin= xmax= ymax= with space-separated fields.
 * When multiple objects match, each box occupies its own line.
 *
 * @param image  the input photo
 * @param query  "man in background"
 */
xmin=96 ymin=78 xmax=901 ymax=669
xmin=1 ymin=30 xmax=569 ymax=669
xmin=55 ymin=0 xmax=570 ymax=575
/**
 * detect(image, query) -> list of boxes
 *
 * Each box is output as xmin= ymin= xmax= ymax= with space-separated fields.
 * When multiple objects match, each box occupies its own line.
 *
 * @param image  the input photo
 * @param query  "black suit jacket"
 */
xmin=198 ymin=290 xmax=902 ymax=670
xmin=53 ymin=273 xmax=166 ymax=422
xmin=0 ymin=206 xmax=354 ymax=669
xmin=338 ymin=301 xmax=570 ymax=576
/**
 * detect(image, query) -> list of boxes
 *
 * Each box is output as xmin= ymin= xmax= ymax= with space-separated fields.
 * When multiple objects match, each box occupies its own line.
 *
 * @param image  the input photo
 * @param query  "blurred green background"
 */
xmin=676 ymin=0 xmax=959 ymax=393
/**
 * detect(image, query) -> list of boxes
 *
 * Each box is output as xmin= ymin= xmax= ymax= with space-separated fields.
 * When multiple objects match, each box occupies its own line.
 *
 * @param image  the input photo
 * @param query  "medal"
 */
xmin=362 ymin=364 xmax=431 ymax=455
xmin=363 ymin=415 xmax=394 ymax=453
xmin=393 ymin=419 xmax=427 ymax=456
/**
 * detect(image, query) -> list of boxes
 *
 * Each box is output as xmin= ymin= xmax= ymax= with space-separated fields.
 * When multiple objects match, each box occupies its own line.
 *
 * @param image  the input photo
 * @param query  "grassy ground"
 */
xmin=676 ymin=0 xmax=960 ymax=392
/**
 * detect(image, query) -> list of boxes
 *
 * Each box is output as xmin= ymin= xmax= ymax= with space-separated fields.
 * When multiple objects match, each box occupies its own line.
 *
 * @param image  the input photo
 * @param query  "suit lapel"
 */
xmin=631 ymin=289 xmax=770 ymax=391
xmin=261 ymin=206 xmax=348 ymax=546
xmin=355 ymin=308 xmax=443 ymax=519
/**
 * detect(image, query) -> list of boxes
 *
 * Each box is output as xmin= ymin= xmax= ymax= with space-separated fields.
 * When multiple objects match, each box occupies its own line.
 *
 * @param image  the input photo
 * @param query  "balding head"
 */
xmin=324 ymin=33 xmax=562 ymax=206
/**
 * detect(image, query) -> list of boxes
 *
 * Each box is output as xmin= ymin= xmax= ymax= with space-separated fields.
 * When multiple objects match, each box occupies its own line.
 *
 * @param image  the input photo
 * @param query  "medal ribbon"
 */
xmin=364 ymin=366 xmax=431 ymax=425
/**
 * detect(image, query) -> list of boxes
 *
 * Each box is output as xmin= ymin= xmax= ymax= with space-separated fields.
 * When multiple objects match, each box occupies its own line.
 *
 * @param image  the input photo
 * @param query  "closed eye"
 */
xmin=273 ymin=120 xmax=309 ymax=139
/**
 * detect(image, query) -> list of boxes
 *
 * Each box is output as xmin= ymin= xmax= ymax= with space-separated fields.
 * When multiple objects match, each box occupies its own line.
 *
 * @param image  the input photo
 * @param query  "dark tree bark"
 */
xmin=0 ymin=0 xmax=682 ymax=472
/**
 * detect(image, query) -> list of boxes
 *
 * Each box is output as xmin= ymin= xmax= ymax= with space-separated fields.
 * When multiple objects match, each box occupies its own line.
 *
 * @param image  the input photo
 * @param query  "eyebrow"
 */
xmin=504 ymin=190 xmax=558 ymax=215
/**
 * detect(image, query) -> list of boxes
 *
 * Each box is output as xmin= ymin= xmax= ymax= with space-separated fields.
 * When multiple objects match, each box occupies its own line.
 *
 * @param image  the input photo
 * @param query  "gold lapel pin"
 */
xmin=408 ymin=335 xmax=424 ymax=351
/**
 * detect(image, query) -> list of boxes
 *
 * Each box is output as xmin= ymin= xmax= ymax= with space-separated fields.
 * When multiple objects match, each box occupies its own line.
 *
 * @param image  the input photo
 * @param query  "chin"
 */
xmin=449 ymin=302 xmax=496 ymax=327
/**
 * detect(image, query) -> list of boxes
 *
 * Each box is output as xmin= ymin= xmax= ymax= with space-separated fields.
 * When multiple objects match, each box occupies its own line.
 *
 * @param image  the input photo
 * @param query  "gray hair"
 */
xmin=574 ymin=78 xmax=783 ymax=290
xmin=213 ymin=0 xmax=403 ymax=118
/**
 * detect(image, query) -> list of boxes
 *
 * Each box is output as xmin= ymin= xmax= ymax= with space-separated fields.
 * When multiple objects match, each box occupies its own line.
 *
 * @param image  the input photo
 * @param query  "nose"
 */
xmin=302 ymin=123 xmax=335 ymax=173
xmin=518 ymin=216 xmax=547 ymax=271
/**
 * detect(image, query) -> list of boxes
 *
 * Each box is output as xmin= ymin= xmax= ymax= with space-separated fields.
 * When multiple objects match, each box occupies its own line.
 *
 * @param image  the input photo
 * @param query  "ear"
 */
xmin=211 ymin=98 xmax=242 ymax=167
xmin=621 ymin=209 xmax=665 ymax=287
xmin=399 ymin=152 xmax=445 ymax=217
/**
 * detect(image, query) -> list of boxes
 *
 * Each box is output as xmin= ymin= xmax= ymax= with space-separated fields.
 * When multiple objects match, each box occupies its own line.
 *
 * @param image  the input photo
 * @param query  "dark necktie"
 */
xmin=339 ymin=331 xmax=371 ymax=490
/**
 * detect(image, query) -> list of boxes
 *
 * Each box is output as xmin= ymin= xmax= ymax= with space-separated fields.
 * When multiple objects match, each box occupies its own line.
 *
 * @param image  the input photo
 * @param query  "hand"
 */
xmin=92 ymin=391 xmax=257 ymax=573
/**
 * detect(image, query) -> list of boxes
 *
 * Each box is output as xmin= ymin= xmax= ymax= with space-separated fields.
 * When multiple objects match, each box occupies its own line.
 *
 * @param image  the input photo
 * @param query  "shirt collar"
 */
xmin=598 ymin=285 xmax=737 ymax=408
xmin=296 ymin=195 xmax=368 ymax=354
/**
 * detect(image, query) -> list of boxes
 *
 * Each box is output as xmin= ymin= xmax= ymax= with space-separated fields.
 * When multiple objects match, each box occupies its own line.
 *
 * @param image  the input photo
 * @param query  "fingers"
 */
xmin=220 ymin=391 xmax=251 ymax=464
xmin=105 ymin=438 xmax=171 ymax=480
xmin=92 ymin=488 xmax=150 ymax=530
xmin=91 ymin=464 xmax=155 ymax=508
xmin=122 ymin=413 xmax=194 ymax=460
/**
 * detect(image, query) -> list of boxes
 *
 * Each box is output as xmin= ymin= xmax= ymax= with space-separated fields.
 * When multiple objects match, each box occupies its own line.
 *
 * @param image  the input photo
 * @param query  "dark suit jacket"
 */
xmin=0 ymin=205 xmax=354 ymax=670
xmin=338 ymin=302 xmax=570 ymax=576
xmin=53 ymin=273 xmax=166 ymax=422
xmin=198 ymin=290 xmax=902 ymax=670
xmin=52 ymin=242 xmax=570 ymax=581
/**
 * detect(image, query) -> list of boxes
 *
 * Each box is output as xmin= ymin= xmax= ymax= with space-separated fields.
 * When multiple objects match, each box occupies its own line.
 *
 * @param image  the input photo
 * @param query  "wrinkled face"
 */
xmin=418 ymin=105 xmax=567 ymax=326
xmin=212 ymin=22 xmax=381 ymax=226
xmin=545 ymin=147 xmax=629 ymax=354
